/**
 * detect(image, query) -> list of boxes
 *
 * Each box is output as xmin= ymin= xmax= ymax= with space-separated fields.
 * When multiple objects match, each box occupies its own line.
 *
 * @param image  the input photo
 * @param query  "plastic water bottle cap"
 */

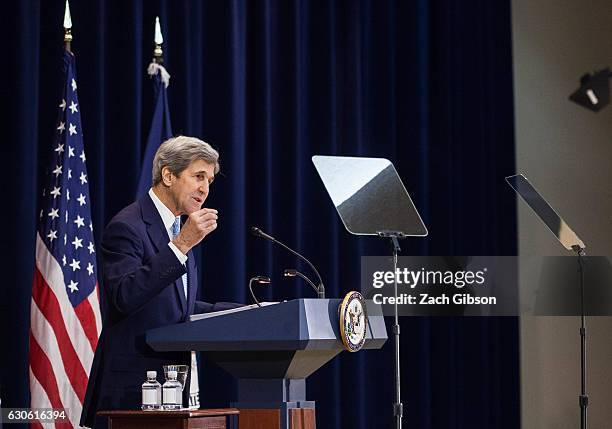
xmin=147 ymin=370 xmax=157 ymax=378
xmin=168 ymin=370 xmax=177 ymax=378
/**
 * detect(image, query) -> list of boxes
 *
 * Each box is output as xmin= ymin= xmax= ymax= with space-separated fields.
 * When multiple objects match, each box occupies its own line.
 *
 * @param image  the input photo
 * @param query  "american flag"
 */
xmin=29 ymin=50 xmax=102 ymax=428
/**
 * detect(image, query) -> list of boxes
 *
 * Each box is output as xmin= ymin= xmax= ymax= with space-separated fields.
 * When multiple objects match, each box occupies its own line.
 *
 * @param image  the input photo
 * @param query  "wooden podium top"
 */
xmin=98 ymin=408 xmax=239 ymax=418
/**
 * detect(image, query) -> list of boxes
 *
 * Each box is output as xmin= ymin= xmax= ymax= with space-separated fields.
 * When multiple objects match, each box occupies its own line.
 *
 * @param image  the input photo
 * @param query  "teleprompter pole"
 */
xmin=573 ymin=245 xmax=588 ymax=429
xmin=379 ymin=231 xmax=404 ymax=429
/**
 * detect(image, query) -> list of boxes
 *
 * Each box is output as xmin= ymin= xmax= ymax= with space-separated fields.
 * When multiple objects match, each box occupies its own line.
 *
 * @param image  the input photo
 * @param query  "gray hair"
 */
xmin=152 ymin=135 xmax=220 ymax=186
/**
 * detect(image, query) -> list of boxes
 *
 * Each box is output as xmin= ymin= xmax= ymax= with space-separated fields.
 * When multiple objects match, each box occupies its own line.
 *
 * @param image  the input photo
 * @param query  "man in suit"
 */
xmin=81 ymin=136 xmax=239 ymax=428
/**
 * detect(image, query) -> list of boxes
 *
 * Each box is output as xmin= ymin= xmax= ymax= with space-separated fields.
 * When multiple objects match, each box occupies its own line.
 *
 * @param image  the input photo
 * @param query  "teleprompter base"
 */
xmin=233 ymin=378 xmax=315 ymax=429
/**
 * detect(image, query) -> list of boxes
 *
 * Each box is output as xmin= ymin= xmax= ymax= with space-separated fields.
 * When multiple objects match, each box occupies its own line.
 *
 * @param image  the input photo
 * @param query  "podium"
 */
xmin=146 ymin=298 xmax=387 ymax=429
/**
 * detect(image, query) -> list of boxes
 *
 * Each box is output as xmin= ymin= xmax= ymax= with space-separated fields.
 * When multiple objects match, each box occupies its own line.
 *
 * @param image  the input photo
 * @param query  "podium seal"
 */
xmin=339 ymin=291 xmax=368 ymax=352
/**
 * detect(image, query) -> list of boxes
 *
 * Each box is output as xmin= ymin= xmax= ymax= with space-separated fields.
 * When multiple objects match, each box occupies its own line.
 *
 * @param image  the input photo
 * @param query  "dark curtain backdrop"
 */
xmin=1 ymin=1 xmax=519 ymax=428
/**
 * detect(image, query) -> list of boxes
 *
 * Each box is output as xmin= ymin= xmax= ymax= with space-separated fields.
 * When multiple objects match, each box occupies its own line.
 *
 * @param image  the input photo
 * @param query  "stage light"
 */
xmin=569 ymin=68 xmax=611 ymax=112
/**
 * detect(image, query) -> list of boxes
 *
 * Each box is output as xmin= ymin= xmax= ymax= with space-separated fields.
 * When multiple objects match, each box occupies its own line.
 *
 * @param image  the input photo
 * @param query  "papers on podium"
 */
xmin=188 ymin=302 xmax=279 ymax=321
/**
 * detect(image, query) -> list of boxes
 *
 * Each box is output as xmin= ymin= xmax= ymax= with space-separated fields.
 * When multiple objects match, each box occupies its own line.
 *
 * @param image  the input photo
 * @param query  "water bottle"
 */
xmin=141 ymin=371 xmax=161 ymax=410
xmin=162 ymin=370 xmax=182 ymax=410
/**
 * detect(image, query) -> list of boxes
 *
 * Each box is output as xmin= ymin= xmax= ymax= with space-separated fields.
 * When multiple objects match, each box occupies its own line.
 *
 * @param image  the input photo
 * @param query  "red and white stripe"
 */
xmin=30 ymin=233 xmax=102 ymax=428
xmin=29 ymin=367 xmax=56 ymax=429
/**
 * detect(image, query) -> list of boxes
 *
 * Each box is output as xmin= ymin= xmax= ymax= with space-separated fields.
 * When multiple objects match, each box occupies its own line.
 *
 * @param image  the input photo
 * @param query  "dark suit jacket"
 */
xmin=80 ymin=194 xmax=237 ymax=428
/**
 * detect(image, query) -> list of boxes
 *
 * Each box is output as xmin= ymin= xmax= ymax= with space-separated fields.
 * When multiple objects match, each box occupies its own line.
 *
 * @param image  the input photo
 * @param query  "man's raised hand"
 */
xmin=172 ymin=208 xmax=218 ymax=254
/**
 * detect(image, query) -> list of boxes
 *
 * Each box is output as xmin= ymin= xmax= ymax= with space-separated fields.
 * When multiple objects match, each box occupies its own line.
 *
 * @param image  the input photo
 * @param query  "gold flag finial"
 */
xmin=153 ymin=17 xmax=164 ymax=64
xmin=63 ymin=0 xmax=73 ymax=51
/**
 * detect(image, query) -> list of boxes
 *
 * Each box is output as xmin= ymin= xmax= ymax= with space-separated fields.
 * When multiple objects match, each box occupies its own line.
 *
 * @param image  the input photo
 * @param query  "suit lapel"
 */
xmin=140 ymin=194 xmax=170 ymax=253
xmin=140 ymin=195 xmax=188 ymax=317
xmin=186 ymin=249 xmax=198 ymax=316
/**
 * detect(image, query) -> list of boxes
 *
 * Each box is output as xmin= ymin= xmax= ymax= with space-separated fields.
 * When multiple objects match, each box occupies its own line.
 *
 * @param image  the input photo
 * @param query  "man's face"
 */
xmin=167 ymin=159 xmax=215 ymax=215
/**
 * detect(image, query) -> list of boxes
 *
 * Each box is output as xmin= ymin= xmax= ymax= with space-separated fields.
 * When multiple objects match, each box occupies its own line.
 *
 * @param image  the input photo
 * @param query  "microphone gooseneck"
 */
xmin=251 ymin=226 xmax=325 ymax=299
xmin=284 ymin=269 xmax=321 ymax=297
xmin=248 ymin=276 xmax=270 ymax=307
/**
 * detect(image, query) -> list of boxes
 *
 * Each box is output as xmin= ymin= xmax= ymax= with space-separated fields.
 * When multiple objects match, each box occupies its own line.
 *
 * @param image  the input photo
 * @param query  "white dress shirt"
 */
xmin=148 ymin=188 xmax=188 ymax=265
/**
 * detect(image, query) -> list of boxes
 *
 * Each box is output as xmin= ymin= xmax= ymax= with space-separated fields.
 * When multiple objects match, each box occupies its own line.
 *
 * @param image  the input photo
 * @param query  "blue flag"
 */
xmin=136 ymin=63 xmax=173 ymax=197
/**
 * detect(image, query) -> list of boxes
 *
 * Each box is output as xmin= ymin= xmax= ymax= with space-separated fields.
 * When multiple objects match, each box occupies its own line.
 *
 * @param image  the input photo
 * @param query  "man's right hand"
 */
xmin=172 ymin=208 xmax=218 ymax=255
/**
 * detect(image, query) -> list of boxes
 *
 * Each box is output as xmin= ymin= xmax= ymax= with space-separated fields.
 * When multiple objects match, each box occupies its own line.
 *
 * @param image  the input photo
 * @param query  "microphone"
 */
xmin=251 ymin=227 xmax=275 ymax=242
xmin=250 ymin=226 xmax=325 ymax=299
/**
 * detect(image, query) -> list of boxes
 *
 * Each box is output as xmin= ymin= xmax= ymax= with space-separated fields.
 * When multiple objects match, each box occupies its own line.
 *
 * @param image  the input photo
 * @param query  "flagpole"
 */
xmin=63 ymin=0 xmax=72 ymax=52
xmin=153 ymin=16 xmax=164 ymax=64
